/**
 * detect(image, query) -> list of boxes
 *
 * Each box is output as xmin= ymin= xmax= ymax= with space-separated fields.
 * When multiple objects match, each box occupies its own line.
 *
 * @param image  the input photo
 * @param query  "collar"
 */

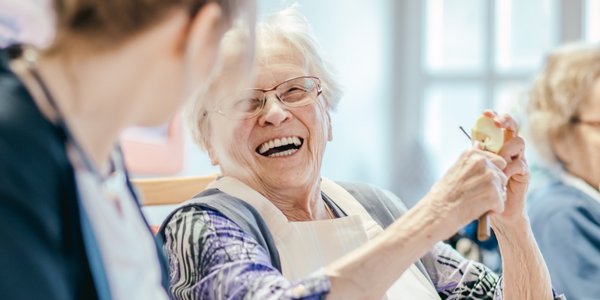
xmin=559 ymin=171 xmax=600 ymax=204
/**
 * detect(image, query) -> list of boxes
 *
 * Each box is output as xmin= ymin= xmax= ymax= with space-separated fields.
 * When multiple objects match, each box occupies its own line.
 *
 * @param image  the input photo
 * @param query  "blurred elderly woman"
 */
xmin=159 ymin=8 xmax=561 ymax=300
xmin=525 ymin=43 xmax=600 ymax=299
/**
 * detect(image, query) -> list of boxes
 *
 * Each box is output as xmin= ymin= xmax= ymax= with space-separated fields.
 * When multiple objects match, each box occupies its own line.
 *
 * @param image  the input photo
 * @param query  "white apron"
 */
xmin=207 ymin=177 xmax=440 ymax=300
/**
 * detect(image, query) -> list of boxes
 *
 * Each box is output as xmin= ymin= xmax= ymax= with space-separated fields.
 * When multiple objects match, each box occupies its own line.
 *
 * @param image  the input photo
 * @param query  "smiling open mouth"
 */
xmin=256 ymin=136 xmax=303 ymax=157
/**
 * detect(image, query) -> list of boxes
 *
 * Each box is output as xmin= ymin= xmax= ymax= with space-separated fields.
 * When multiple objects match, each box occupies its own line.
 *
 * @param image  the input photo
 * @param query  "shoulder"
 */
xmin=0 ymin=60 xmax=67 ymax=171
xmin=175 ymin=189 xmax=268 ymax=227
xmin=0 ymin=69 xmax=62 ymax=149
xmin=160 ymin=190 xmax=244 ymax=235
xmin=337 ymin=181 xmax=407 ymax=209
xmin=335 ymin=181 xmax=408 ymax=228
xmin=164 ymin=206 xmax=239 ymax=239
xmin=529 ymin=183 xmax=600 ymax=246
xmin=337 ymin=180 xmax=397 ymax=199
xmin=0 ymin=54 xmax=73 ymax=223
xmin=528 ymin=182 xmax=600 ymax=227
xmin=159 ymin=189 xmax=282 ymax=269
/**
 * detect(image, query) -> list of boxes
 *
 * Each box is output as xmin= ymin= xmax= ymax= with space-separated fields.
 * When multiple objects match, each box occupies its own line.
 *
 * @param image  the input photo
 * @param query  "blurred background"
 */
xmin=2 ymin=0 xmax=599 ymax=206
xmin=252 ymin=0 xmax=600 ymax=206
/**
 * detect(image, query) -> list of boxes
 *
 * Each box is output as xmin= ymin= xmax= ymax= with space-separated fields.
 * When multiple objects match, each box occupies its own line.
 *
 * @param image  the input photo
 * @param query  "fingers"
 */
xmin=464 ymin=149 xmax=509 ymax=192
xmin=488 ymin=153 xmax=508 ymax=170
xmin=471 ymin=145 xmax=507 ymax=169
xmin=483 ymin=110 xmax=520 ymax=136
xmin=503 ymin=158 xmax=529 ymax=179
xmin=484 ymin=162 xmax=508 ymax=214
xmin=473 ymin=140 xmax=484 ymax=150
xmin=497 ymin=136 xmax=525 ymax=163
xmin=481 ymin=110 xmax=526 ymax=166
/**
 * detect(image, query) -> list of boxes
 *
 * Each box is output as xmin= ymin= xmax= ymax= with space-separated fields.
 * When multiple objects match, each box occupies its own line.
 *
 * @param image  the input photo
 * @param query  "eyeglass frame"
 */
xmin=208 ymin=75 xmax=323 ymax=120
xmin=571 ymin=116 xmax=600 ymax=127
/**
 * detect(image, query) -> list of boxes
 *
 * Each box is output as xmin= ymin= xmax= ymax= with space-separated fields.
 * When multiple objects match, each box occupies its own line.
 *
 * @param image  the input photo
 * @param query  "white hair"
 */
xmin=186 ymin=5 xmax=343 ymax=150
xmin=257 ymin=5 xmax=343 ymax=110
xmin=525 ymin=42 xmax=600 ymax=167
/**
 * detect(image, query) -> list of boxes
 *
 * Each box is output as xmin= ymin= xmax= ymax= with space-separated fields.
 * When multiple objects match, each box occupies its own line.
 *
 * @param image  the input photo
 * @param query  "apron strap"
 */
xmin=157 ymin=188 xmax=282 ymax=272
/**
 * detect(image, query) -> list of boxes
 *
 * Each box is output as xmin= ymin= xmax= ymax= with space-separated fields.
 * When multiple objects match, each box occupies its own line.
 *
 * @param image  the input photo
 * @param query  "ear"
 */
xmin=326 ymin=111 xmax=333 ymax=142
xmin=206 ymin=144 xmax=220 ymax=166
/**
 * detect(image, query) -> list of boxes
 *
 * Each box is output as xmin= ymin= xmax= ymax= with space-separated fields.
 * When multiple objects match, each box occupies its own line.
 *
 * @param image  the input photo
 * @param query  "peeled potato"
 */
xmin=471 ymin=115 xmax=503 ymax=153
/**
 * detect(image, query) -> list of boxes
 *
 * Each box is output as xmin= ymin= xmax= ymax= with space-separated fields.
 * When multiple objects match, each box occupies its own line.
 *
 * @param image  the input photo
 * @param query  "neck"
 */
xmin=35 ymin=53 xmax=130 ymax=170
xmin=248 ymin=177 xmax=329 ymax=221
xmin=22 ymin=46 xmax=152 ymax=171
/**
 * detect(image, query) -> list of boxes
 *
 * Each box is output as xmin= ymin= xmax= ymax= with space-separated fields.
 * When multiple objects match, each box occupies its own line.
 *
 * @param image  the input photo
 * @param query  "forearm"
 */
xmin=325 ymin=199 xmax=450 ymax=300
xmin=495 ymin=217 xmax=553 ymax=300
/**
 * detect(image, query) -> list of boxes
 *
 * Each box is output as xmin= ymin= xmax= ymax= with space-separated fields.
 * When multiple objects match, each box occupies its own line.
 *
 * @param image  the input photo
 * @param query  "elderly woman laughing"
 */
xmin=159 ymin=8 xmax=563 ymax=300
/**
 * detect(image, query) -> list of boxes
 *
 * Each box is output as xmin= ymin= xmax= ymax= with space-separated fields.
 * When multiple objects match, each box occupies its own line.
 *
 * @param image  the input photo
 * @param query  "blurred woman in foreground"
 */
xmin=0 ymin=0 xmax=255 ymax=298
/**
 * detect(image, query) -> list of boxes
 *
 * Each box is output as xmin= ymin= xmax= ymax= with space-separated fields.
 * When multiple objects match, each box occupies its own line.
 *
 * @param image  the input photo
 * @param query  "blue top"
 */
xmin=528 ymin=170 xmax=600 ymax=299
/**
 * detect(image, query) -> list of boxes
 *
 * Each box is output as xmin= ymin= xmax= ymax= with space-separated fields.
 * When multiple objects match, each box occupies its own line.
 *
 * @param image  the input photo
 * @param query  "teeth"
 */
xmin=258 ymin=136 xmax=303 ymax=154
xmin=268 ymin=149 xmax=298 ymax=157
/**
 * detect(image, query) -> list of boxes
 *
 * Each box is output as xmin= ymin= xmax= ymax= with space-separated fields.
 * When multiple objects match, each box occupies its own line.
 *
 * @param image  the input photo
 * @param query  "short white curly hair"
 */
xmin=186 ymin=5 xmax=343 ymax=151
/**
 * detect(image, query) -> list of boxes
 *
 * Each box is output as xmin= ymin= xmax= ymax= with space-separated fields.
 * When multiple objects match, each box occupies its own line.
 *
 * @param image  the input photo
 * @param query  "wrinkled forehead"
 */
xmin=254 ymin=39 xmax=309 ymax=89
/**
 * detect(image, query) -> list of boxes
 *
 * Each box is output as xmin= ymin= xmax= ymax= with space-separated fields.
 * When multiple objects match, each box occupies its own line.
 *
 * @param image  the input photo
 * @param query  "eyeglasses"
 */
xmin=214 ymin=76 xmax=322 ymax=120
xmin=571 ymin=116 xmax=600 ymax=127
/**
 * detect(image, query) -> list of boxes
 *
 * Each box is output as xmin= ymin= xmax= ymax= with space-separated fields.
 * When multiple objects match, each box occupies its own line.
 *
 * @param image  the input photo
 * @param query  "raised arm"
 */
xmin=486 ymin=111 xmax=553 ymax=300
xmin=325 ymin=147 xmax=510 ymax=299
xmin=326 ymin=113 xmax=558 ymax=300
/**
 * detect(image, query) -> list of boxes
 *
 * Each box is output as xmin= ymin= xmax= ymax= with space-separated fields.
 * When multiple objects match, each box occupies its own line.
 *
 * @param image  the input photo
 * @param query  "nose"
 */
xmin=258 ymin=94 xmax=291 ymax=126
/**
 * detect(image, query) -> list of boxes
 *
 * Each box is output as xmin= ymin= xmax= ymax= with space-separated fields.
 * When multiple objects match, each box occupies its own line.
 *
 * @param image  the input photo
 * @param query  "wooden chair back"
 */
xmin=133 ymin=174 xmax=218 ymax=206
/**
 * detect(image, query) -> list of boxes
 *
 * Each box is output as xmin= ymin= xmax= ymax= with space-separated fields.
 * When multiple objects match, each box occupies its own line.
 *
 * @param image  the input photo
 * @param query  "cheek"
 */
xmin=312 ymin=106 xmax=331 ymax=141
xmin=211 ymin=120 xmax=254 ymax=160
xmin=303 ymin=106 xmax=330 ymax=153
xmin=589 ymin=137 xmax=600 ymax=166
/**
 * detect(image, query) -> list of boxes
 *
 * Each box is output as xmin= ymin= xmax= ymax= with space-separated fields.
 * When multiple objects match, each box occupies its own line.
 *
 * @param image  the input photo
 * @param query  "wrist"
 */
xmin=493 ymin=215 xmax=533 ymax=245
xmin=415 ymin=194 xmax=464 ymax=240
